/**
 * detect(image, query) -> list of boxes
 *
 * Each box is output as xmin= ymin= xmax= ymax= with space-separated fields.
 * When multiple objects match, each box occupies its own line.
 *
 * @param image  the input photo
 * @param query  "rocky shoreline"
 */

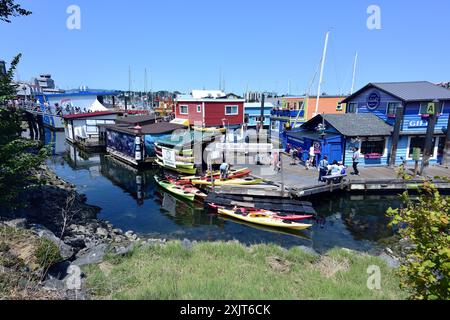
xmin=0 ymin=165 xmax=165 ymax=300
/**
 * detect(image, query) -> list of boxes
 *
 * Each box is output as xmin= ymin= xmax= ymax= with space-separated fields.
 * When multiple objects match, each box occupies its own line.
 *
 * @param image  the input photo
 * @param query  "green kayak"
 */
xmin=154 ymin=176 xmax=195 ymax=202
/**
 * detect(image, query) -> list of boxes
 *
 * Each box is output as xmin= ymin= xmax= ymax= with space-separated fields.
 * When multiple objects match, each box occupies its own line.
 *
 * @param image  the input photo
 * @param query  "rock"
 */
xmin=125 ymin=230 xmax=134 ymax=237
xmin=385 ymin=247 xmax=394 ymax=255
xmin=96 ymin=227 xmax=109 ymax=238
xmin=378 ymin=252 xmax=400 ymax=268
xmin=114 ymin=244 xmax=134 ymax=256
xmin=112 ymin=228 xmax=123 ymax=235
xmin=33 ymin=225 xmax=74 ymax=260
xmin=181 ymin=238 xmax=193 ymax=250
xmin=47 ymin=261 xmax=72 ymax=280
xmin=72 ymin=244 xmax=108 ymax=266
xmin=296 ymin=245 xmax=319 ymax=256
xmin=113 ymin=236 xmax=123 ymax=243
xmin=4 ymin=218 xmax=27 ymax=229
xmin=42 ymin=278 xmax=66 ymax=292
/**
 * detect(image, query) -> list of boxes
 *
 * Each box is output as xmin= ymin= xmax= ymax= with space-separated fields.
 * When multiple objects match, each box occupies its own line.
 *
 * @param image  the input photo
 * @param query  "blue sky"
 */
xmin=1 ymin=0 xmax=449 ymax=94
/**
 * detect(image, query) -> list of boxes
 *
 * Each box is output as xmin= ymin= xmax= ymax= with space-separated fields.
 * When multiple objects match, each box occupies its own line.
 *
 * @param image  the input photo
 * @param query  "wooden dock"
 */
xmin=223 ymin=153 xmax=450 ymax=199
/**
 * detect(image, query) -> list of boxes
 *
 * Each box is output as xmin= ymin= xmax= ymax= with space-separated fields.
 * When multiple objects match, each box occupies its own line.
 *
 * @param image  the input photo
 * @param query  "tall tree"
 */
xmin=0 ymin=0 xmax=31 ymax=23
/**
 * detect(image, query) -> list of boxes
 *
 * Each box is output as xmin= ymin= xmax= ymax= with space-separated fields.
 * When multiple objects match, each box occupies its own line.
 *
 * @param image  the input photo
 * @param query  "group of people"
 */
xmin=318 ymin=156 xmax=346 ymax=182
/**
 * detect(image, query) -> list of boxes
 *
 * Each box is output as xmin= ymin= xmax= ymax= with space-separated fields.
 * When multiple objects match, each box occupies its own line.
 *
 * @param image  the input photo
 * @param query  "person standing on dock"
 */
xmin=318 ymin=155 xmax=329 ymax=182
xmin=220 ymin=162 xmax=229 ymax=179
xmin=352 ymin=148 xmax=360 ymax=176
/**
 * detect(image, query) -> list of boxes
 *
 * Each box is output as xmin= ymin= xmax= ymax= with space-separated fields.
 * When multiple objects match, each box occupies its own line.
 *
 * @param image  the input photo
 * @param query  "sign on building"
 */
xmin=425 ymin=102 xmax=435 ymax=115
xmin=162 ymin=147 xmax=176 ymax=168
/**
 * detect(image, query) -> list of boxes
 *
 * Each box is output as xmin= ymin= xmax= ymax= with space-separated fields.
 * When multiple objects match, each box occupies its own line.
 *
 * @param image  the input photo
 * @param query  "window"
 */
xmin=225 ymin=105 xmax=238 ymax=115
xmin=387 ymin=102 xmax=400 ymax=116
xmin=361 ymin=139 xmax=385 ymax=155
xmin=336 ymin=102 xmax=343 ymax=111
xmin=180 ymin=105 xmax=188 ymax=114
xmin=347 ymin=103 xmax=357 ymax=113
xmin=408 ymin=137 xmax=436 ymax=158
xmin=271 ymin=121 xmax=278 ymax=131
xmin=197 ymin=105 xmax=201 ymax=113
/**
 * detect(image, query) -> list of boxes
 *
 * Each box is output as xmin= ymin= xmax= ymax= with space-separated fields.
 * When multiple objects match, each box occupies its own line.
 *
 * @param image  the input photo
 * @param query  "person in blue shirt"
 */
xmin=318 ymin=155 xmax=329 ymax=182
xmin=220 ymin=162 xmax=230 ymax=179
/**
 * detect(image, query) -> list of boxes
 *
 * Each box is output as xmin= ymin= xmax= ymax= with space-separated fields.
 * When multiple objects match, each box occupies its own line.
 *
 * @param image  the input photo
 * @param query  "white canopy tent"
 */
xmin=88 ymin=99 xmax=108 ymax=112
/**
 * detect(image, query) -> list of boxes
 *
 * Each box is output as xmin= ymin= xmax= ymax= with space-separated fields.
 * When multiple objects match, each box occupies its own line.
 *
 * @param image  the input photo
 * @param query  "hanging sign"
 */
xmin=426 ymin=102 xmax=435 ymax=115
xmin=162 ymin=147 xmax=176 ymax=168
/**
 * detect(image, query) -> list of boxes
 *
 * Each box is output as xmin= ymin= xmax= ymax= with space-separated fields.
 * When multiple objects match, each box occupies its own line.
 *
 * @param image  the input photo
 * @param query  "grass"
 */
xmin=84 ymin=241 xmax=407 ymax=300
xmin=0 ymin=225 xmax=62 ymax=300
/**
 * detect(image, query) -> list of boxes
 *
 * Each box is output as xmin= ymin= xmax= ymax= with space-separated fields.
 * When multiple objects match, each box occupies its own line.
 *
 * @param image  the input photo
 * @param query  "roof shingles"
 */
xmin=301 ymin=113 xmax=393 ymax=137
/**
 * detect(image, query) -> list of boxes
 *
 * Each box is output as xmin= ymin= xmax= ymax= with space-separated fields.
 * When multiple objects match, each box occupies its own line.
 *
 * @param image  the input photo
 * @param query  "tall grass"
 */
xmin=84 ymin=241 xmax=406 ymax=300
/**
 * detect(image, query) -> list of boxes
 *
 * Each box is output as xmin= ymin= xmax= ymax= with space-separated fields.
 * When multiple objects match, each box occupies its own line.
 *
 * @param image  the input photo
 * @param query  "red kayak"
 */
xmin=207 ymin=203 xmax=313 ymax=221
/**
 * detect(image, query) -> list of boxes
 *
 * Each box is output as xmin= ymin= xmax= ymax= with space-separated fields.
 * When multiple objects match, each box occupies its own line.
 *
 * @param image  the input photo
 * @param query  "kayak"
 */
xmin=193 ymin=126 xmax=226 ymax=133
xmin=154 ymin=142 xmax=193 ymax=156
xmin=178 ymin=168 xmax=251 ymax=184
xmin=218 ymin=208 xmax=312 ymax=230
xmin=156 ymin=155 xmax=195 ymax=169
xmin=154 ymin=147 xmax=195 ymax=163
xmin=155 ymin=159 xmax=197 ymax=175
xmin=154 ymin=176 xmax=196 ymax=201
xmin=192 ymin=177 xmax=263 ymax=186
xmin=208 ymin=204 xmax=313 ymax=221
xmin=165 ymin=177 xmax=207 ymax=199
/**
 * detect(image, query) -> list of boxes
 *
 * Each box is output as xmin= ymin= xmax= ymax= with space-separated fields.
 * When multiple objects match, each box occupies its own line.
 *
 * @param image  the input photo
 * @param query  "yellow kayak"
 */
xmin=218 ymin=208 xmax=312 ymax=230
xmin=155 ymin=159 xmax=197 ymax=175
xmin=192 ymin=177 xmax=263 ymax=186
xmin=193 ymin=127 xmax=226 ymax=133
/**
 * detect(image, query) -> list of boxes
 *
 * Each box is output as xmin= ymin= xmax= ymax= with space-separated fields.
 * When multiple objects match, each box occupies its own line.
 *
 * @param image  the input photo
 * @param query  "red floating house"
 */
xmin=172 ymin=90 xmax=245 ymax=129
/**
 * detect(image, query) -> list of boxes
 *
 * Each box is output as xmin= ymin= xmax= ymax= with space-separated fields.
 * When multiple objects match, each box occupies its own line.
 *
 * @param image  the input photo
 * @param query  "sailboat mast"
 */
xmin=351 ymin=52 xmax=358 ymax=95
xmin=315 ymin=31 xmax=330 ymax=116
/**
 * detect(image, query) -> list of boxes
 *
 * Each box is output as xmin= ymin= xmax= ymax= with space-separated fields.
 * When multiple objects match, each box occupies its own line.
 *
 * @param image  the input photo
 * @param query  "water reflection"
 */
xmin=45 ymin=137 xmax=400 ymax=252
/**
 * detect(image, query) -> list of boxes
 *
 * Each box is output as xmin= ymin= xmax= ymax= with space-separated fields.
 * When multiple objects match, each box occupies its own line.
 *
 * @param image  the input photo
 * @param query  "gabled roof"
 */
xmin=116 ymin=114 xmax=160 ymax=125
xmin=301 ymin=113 xmax=393 ymax=137
xmin=342 ymin=81 xmax=450 ymax=103
xmin=102 ymin=122 xmax=186 ymax=135
xmin=63 ymin=111 xmax=117 ymax=120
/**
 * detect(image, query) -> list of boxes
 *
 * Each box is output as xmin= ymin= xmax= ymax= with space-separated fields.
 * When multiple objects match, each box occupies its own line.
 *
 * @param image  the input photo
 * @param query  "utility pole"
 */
xmin=442 ymin=110 xmax=450 ymax=166
xmin=389 ymin=104 xmax=404 ymax=167
xmin=420 ymin=100 xmax=440 ymax=176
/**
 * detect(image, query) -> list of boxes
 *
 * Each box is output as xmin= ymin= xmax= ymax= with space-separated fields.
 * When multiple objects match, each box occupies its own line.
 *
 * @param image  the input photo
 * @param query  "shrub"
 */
xmin=35 ymin=238 xmax=62 ymax=269
xmin=387 ymin=180 xmax=450 ymax=300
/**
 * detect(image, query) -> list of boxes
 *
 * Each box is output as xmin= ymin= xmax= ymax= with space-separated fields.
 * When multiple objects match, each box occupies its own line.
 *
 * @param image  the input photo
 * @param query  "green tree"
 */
xmin=0 ymin=4 xmax=48 ymax=211
xmin=0 ymin=55 xmax=48 ymax=209
xmin=0 ymin=0 xmax=31 ymax=23
xmin=387 ymin=180 xmax=450 ymax=300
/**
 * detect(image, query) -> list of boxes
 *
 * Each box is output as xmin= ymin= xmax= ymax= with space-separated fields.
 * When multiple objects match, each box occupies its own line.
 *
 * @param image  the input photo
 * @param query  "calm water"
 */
xmin=44 ymin=130 xmax=401 ymax=253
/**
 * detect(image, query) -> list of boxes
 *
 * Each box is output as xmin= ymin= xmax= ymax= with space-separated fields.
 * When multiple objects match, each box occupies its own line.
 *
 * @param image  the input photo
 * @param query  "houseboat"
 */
xmin=35 ymin=89 xmax=119 ymax=130
xmin=104 ymin=119 xmax=186 ymax=167
xmin=341 ymin=81 xmax=450 ymax=166
xmin=173 ymin=90 xmax=245 ymax=130
xmin=287 ymin=81 xmax=450 ymax=167
xmin=269 ymin=95 xmax=347 ymax=147
xmin=244 ymin=102 xmax=274 ymax=129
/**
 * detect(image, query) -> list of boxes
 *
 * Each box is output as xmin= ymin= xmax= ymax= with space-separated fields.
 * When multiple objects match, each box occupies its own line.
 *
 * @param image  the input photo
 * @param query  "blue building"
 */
xmin=286 ymin=113 xmax=393 ymax=166
xmin=244 ymin=102 xmax=274 ymax=128
xmin=342 ymin=81 xmax=450 ymax=166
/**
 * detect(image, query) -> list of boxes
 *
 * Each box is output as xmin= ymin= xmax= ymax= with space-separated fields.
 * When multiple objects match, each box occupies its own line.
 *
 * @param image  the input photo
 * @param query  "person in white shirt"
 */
xmin=309 ymin=145 xmax=315 ymax=167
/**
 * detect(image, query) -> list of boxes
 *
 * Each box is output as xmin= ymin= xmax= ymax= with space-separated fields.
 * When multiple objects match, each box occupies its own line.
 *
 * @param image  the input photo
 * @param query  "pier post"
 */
xmin=389 ymin=104 xmax=404 ymax=167
xmin=420 ymin=100 xmax=439 ymax=175
xmin=442 ymin=111 xmax=450 ymax=167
